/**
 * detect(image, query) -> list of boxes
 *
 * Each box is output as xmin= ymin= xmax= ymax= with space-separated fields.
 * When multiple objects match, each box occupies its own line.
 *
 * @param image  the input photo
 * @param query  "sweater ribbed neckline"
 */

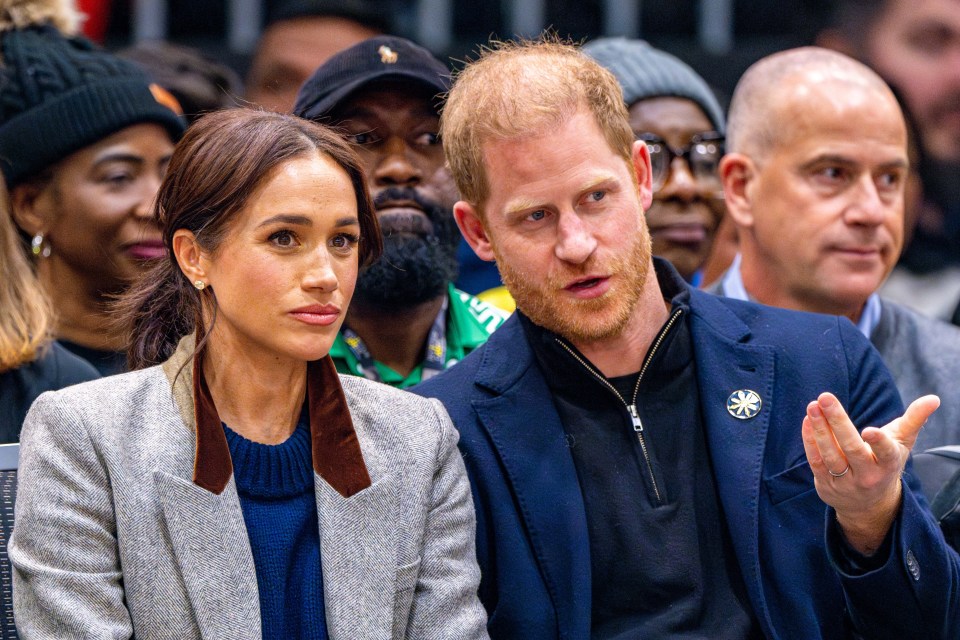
xmin=223 ymin=412 xmax=314 ymax=499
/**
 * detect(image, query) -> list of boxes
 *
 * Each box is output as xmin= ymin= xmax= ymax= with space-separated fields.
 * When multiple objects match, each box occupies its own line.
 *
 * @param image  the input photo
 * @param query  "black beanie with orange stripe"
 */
xmin=0 ymin=4 xmax=185 ymax=186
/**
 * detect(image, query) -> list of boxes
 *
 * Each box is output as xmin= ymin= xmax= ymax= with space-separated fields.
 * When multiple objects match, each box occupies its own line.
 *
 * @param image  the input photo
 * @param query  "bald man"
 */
xmin=715 ymin=47 xmax=960 ymax=451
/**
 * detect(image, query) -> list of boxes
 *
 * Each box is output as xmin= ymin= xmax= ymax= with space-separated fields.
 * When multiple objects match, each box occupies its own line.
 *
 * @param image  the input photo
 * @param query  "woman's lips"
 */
xmin=289 ymin=304 xmax=341 ymax=326
xmin=125 ymin=241 xmax=166 ymax=260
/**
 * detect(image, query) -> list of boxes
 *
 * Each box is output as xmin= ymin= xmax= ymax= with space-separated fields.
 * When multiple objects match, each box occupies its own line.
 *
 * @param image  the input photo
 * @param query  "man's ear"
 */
xmin=454 ymin=201 xmax=496 ymax=262
xmin=171 ymin=229 xmax=207 ymax=284
xmin=631 ymin=140 xmax=654 ymax=211
xmin=719 ymin=153 xmax=757 ymax=228
xmin=10 ymin=182 xmax=51 ymax=237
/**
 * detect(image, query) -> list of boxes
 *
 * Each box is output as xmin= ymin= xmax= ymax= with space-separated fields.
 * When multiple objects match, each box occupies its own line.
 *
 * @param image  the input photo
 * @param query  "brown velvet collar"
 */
xmin=166 ymin=335 xmax=371 ymax=498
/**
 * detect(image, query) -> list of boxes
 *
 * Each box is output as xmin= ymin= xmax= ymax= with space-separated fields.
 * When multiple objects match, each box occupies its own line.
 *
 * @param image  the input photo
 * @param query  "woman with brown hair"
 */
xmin=0 ymin=179 xmax=98 ymax=441
xmin=10 ymin=109 xmax=488 ymax=639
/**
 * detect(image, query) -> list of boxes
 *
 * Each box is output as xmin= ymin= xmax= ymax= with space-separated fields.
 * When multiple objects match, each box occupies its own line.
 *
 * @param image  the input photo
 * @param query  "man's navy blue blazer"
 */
xmin=415 ymin=283 xmax=960 ymax=639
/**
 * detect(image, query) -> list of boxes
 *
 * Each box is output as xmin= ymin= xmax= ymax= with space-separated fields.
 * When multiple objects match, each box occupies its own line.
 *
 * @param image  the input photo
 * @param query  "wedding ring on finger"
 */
xmin=828 ymin=465 xmax=850 ymax=478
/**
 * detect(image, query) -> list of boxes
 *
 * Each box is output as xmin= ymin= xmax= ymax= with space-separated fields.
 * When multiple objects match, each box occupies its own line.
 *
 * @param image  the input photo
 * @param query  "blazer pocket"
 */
xmin=393 ymin=557 xmax=422 ymax=639
xmin=765 ymin=460 xmax=815 ymax=505
xmin=396 ymin=557 xmax=422 ymax=593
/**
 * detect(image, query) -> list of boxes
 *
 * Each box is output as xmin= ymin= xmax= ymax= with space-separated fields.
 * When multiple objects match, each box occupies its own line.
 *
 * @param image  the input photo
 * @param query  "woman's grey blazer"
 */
xmin=10 ymin=339 xmax=488 ymax=639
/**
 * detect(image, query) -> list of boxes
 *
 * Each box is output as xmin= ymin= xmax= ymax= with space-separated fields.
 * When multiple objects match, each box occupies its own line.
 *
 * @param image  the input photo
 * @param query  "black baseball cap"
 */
xmin=294 ymin=35 xmax=450 ymax=121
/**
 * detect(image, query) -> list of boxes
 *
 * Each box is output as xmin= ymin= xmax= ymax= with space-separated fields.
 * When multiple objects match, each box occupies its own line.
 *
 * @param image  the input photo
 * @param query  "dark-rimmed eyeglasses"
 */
xmin=637 ymin=132 xmax=725 ymax=192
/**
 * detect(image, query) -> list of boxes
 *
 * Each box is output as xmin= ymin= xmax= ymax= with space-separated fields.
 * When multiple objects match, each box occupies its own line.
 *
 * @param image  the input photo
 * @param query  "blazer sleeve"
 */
xmin=10 ymin=392 xmax=133 ymax=639
xmin=827 ymin=318 xmax=960 ymax=639
xmin=405 ymin=398 xmax=489 ymax=640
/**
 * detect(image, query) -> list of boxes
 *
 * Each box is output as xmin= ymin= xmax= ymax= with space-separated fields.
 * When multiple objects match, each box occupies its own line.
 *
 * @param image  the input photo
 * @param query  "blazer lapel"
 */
xmin=154 ymin=471 xmax=261 ymax=640
xmin=157 ymin=335 xmax=260 ymax=638
xmin=316 ymin=474 xmax=397 ymax=639
xmin=688 ymin=290 xmax=777 ymax=635
xmin=472 ymin=319 xmax=592 ymax=639
xmin=161 ymin=336 xmax=378 ymax=638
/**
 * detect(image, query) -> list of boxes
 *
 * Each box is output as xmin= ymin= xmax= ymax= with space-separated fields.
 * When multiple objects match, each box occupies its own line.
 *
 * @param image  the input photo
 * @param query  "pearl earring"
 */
xmin=193 ymin=280 xmax=206 ymax=290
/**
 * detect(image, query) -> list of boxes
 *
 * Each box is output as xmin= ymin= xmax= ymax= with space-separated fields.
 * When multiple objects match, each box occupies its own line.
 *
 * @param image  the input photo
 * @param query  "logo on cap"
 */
xmin=378 ymin=45 xmax=398 ymax=64
xmin=149 ymin=83 xmax=183 ymax=115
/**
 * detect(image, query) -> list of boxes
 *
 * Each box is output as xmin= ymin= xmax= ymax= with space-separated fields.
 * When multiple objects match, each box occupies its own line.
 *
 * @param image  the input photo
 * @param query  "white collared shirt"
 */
xmin=720 ymin=254 xmax=882 ymax=339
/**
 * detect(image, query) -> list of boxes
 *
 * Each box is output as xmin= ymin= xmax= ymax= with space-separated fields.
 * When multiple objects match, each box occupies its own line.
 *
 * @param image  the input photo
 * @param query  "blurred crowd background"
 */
xmin=86 ymin=0 xmax=834 ymax=100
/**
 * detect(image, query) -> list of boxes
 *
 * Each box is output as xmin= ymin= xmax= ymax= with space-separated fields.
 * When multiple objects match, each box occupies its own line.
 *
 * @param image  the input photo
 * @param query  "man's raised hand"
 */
xmin=801 ymin=392 xmax=940 ymax=555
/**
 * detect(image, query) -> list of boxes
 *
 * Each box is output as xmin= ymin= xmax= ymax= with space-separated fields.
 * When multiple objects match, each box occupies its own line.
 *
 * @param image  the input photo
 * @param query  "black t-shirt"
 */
xmin=520 ymin=263 xmax=760 ymax=639
xmin=59 ymin=339 xmax=127 ymax=377
xmin=0 ymin=342 xmax=99 ymax=442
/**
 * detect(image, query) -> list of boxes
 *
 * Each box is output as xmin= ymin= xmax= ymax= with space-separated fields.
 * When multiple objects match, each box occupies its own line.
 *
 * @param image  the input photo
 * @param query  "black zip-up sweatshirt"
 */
xmin=520 ymin=263 xmax=760 ymax=639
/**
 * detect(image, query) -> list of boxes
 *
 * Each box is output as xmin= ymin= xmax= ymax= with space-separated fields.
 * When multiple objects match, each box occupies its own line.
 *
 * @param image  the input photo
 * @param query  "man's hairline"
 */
xmin=627 ymin=95 xmax=718 ymax=136
xmin=730 ymin=68 xmax=904 ymax=167
xmin=829 ymin=0 xmax=899 ymax=52
xmin=456 ymin=101 xmax=636 ymax=211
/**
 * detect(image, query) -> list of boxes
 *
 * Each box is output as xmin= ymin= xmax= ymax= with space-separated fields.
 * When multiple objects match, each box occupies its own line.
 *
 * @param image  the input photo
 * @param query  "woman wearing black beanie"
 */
xmin=0 ymin=0 xmax=186 ymax=375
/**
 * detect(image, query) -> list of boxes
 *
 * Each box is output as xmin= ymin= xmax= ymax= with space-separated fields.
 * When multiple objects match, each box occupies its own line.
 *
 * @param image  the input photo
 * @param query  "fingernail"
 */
xmin=819 ymin=394 xmax=835 ymax=408
xmin=809 ymin=404 xmax=822 ymax=419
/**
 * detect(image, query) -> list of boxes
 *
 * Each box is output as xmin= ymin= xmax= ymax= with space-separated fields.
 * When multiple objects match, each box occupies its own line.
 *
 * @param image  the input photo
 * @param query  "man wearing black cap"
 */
xmin=294 ymin=36 xmax=507 ymax=389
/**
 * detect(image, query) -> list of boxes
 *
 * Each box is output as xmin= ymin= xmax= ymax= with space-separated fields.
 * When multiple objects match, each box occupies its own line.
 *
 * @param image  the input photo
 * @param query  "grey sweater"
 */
xmin=872 ymin=299 xmax=960 ymax=452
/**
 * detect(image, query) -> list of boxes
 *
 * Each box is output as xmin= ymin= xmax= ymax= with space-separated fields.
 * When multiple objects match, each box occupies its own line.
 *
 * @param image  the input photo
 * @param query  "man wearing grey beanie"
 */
xmin=584 ymin=38 xmax=725 ymax=286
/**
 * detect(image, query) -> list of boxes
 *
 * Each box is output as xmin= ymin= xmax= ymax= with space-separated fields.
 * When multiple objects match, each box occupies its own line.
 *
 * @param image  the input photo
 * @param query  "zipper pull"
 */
xmin=628 ymin=404 xmax=643 ymax=432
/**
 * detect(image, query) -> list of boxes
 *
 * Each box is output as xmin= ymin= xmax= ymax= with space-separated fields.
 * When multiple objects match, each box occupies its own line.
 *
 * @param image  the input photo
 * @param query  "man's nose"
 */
xmin=846 ymin=176 xmax=891 ymax=226
xmin=373 ymin=136 xmax=422 ymax=187
xmin=555 ymin=211 xmax=597 ymax=264
xmin=657 ymin=157 xmax=699 ymax=201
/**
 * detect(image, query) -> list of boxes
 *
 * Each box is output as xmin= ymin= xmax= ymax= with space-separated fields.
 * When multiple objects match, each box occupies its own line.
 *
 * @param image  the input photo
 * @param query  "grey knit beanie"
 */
xmin=583 ymin=37 xmax=725 ymax=133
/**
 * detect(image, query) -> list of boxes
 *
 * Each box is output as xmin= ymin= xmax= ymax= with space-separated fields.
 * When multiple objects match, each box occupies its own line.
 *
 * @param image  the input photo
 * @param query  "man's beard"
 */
xmin=495 ymin=223 xmax=652 ymax=344
xmin=352 ymin=187 xmax=461 ymax=310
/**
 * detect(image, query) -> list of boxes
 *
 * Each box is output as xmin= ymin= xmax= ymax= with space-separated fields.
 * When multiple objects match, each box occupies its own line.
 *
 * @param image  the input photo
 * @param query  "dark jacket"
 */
xmin=416 ymin=286 xmax=960 ymax=640
xmin=710 ymin=273 xmax=960 ymax=451
xmin=0 ymin=342 xmax=98 ymax=442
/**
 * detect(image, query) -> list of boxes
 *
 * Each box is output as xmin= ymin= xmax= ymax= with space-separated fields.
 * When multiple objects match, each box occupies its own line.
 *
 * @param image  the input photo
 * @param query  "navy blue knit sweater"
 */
xmin=224 ymin=414 xmax=329 ymax=640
